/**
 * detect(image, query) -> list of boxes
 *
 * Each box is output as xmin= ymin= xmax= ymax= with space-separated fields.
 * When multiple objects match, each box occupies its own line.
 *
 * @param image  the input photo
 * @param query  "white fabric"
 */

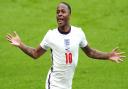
xmin=40 ymin=26 xmax=88 ymax=89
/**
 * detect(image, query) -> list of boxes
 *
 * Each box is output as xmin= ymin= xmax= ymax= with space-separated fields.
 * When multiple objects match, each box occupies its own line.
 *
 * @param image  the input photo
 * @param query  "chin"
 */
xmin=58 ymin=23 xmax=65 ymax=28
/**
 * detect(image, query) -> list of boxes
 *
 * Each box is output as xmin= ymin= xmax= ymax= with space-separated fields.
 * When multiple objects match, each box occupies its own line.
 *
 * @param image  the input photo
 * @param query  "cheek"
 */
xmin=64 ymin=14 xmax=70 ymax=21
xmin=65 ymin=17 xmax=69 ymax=22
xmin=56 ymin=14 xmax=58 ymax=19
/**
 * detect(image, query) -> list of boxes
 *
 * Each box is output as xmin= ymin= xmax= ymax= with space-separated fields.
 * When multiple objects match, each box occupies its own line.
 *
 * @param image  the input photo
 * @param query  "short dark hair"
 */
xmin=60 ymin=2 xmax=71 ymax=14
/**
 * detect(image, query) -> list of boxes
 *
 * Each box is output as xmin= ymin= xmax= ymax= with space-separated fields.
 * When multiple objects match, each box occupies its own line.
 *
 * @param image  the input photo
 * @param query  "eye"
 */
xmin=57 ymin=10 xmax=59 ymax=14
xmin=61 ymin=9 xmax=66 ymax=13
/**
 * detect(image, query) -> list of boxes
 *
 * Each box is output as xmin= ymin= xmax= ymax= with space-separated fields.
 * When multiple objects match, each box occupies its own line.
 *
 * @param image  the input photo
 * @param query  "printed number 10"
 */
xmin=65 ymin=52 xmax=72 ymax=64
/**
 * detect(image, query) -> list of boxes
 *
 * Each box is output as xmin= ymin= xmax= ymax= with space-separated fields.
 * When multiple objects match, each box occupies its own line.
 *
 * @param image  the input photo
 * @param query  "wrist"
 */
xmin=18 ymin=42 xmax=24 ymax=48
xmin=107 ymin=52 xmax=113 ymax=60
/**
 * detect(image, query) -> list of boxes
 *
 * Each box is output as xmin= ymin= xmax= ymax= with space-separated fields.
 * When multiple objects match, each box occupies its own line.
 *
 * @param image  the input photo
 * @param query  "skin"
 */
xmin=56 ymin=3 xmax=71 ymax=33
xmin=6 ymin=3 xmax=125 ymax=63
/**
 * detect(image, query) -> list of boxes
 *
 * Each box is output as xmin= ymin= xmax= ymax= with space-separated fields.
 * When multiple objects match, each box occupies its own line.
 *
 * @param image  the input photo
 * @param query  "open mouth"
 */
xmin=58 ymin=18 xmax=64 ymax=24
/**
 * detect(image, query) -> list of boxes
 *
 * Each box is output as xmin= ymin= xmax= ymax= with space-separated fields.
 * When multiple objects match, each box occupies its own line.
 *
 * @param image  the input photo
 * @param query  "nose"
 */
xmin=58 ymin=12 xmax=62 ymax=17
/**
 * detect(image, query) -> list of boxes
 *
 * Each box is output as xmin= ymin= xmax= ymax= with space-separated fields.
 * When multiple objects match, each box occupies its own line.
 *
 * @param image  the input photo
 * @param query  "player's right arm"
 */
xmin=6 ymin=32 xmax=46 ymax=59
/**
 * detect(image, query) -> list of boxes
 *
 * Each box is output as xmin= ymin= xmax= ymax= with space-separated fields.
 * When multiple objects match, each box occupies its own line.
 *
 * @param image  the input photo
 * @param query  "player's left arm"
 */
xmin=81 ymin=45 xmax=126 ymax=63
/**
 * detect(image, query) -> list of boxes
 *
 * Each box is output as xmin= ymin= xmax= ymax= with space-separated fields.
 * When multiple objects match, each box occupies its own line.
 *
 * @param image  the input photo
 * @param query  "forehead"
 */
xmin=57 ymin=3 xmax=69 ymax=11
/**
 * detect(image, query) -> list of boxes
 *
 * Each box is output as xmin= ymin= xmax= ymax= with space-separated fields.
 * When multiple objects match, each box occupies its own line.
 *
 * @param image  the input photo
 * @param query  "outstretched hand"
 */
xmin=6 ymin=32 xmax=21 ymax=47
xmin=109 ymin=47 xmax=126 ymax=63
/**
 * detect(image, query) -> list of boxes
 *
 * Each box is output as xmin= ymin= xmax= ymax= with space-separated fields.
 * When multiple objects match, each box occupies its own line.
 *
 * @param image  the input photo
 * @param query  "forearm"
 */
xmin=18 ymin=42 xmax=38 ymax=59
xmin=82 ymin=46 xmax=111 ymax=60
xmin=87 ymin=48 xmax=110 ymax=59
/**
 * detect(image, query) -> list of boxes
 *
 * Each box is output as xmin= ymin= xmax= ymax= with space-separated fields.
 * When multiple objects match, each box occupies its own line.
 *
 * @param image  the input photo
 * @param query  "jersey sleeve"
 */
xmin=79 ymin=28 xmax=88 ymax=48
xmin=40 ymin=30 xmax=51 ymax=50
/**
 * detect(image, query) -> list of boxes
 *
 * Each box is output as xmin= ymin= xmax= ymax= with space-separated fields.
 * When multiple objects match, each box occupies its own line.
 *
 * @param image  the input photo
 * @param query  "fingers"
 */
xmin=14 ymin=31 xmax=20 ymax=38
xmin=110 ymin=57 xmax=125 ymax=63
xmin=116 ymin=52 xmax=125 ymax=55
xmin=13 ymin=31 xmax=18 ymax=36
xmin=115 ymin=60 xmax=121 ymax=63
xmin=117 ymin=52 xmax=126 ymax=58
xmin=12 ymin=32 xmax=16 ymax=36
xmin=112 ymin=47 xmax=119 ymax=52
xmin=114 ymin=58 xmax=125 ymax=63
xmin=11 ymin=31 xmax=18 ymax=37
xmin=6 ymin=32 xmax=17 ymax=42
xmin=6 ymin=36 xmax=12 ymax=42
xmin=120 ymin=56 xmax=126 ymax=58
xmin=6 ymin=34 xmax=12 ymax=42
xmin=118 ymin=59 xmax=123 ymax=62
xmin=114 ymin=59 xmax=123 ymax=63
xmin=112 ymin=48 xmax=126 ymax=58
xmin=6 ymin=34 xmax=12 ymax=38
xmin=6 ymin=31 xmax=18 ymax=40
xmin=6 ymin=31 xmax=17 ymax=37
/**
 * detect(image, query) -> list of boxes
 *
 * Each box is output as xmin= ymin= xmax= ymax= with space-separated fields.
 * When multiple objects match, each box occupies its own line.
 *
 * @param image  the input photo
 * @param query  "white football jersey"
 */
xmin=40 ymin=26 xmax=88 ymax=89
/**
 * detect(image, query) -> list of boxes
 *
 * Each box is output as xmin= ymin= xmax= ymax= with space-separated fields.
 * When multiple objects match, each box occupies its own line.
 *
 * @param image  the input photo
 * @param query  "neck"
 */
xmin=58 ymin=24 xmax=71 ymax=33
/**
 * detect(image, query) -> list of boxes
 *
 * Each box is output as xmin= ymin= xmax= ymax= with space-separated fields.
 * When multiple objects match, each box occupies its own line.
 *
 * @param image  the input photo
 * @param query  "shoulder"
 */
xmin=71 ymin=26 xmax=85 ymax=35
xmin=47 ymin=28 xmax=58 ymax=34
xmin=45 ymin=28 xmax=57 ymax=36
xmin=71 ymin=26 xmax=81 ymax=30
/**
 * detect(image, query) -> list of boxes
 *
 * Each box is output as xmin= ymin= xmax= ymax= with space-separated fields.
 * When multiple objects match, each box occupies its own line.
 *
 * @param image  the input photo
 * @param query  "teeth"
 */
xmin=58 ymin=18 xmax=63 ymax=23
xmin=58 ymin=19 xmax=63 ymax=22
xmin=58 ymin=18 xmax=63 ymax=20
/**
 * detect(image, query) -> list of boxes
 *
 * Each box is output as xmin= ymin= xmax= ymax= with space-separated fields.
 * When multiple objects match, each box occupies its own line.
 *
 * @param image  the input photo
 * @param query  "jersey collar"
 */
xmin=58 ymin=26 xmax=71 ymax=35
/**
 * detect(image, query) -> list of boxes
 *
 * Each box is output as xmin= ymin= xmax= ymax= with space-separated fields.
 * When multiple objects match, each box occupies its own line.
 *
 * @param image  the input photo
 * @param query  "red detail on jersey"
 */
xmin=65 ymin=52 xmax=72 ymax=64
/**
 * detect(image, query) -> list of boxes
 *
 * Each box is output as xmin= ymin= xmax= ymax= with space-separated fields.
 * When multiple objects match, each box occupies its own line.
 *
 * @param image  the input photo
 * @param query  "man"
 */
xmin=6 ymin=2 xmax=125 ymax=89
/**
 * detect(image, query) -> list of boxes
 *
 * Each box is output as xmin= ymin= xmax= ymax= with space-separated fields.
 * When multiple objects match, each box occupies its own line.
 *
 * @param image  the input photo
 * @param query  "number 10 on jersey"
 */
xmin=65 ymin=52 xmax=72 ymax=64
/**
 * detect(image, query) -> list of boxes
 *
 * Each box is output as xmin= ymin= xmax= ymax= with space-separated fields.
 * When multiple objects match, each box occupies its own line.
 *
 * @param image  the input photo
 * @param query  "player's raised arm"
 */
xmin=81 ymin=45 xmax=126 ymax=63
xmin=6 ymin=32 xmax=46 ymax=59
